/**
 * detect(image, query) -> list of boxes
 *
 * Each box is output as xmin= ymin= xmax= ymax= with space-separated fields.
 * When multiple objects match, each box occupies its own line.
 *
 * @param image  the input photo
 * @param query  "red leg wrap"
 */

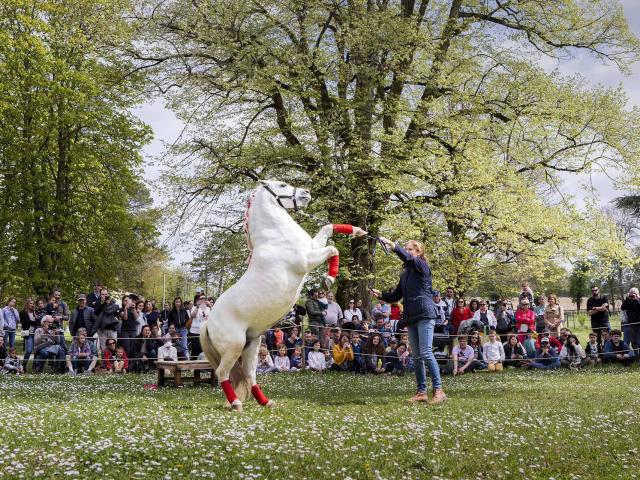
xmin=333 ymin=224 xmax=354 ymax=235
xmin=251 ymin=384 xmax=269 ymax=406
xmin=327 ymin=255 xmax=339 ymax=278
xmin=221 ymin=380 xmax=238 ymax=404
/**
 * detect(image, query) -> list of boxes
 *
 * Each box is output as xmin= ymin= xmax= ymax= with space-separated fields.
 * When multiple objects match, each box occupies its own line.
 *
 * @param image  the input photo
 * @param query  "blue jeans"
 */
xmin=407 ymin=318 xmax=442 ymax=392
xmin=23 ymin=334 xmax=35 ymax=365
xmin=4 ymin=330 xmax=16 ymax=348
xmin=530 ymin=357 xmax=560 ymax=369
xmin=177 ymin=327 xmax=189 ymax=355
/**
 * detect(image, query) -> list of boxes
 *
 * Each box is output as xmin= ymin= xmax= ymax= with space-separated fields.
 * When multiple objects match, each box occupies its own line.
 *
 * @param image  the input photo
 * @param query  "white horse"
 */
xmin=200 ymin=180 xmax=366 ymax=411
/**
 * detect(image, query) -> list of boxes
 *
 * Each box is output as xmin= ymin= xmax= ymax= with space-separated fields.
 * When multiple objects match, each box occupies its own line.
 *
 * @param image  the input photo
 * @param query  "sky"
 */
xmin=134 ymin=1 xmax=640 ymax=265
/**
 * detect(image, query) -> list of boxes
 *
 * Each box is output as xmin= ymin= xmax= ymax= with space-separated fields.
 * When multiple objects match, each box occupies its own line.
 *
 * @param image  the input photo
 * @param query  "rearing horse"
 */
xmin=200 ymin=180 xmax=366 ymax=411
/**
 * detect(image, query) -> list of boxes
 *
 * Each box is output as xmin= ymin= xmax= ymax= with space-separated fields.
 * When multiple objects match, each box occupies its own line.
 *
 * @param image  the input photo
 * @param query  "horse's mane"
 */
xmin=242 ymin=189 xmax=258 ymax=264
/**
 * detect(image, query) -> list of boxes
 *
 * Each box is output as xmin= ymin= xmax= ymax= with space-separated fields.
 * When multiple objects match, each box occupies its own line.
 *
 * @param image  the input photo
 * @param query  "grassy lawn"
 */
xmin=1 ymin=367 xmax=639 ymax=479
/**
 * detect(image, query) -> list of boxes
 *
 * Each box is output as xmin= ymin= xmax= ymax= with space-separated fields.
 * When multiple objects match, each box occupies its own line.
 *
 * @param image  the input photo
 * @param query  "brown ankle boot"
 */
xmin=406 ymin=392 xmax=429 ymax=404
xmin=428 ymin=389 xmax=448 ymax=405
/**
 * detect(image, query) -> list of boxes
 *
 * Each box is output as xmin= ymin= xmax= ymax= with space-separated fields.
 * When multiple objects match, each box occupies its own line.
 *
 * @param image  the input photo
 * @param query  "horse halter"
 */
xmin=261 ymin=184 xmax=300 ymax=212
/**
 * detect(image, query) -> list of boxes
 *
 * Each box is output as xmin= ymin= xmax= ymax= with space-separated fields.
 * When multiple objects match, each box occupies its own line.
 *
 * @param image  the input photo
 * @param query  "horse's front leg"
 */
xmin=311 ymin=224 xmax=334 ymax=249
xmin=306 ymin=246 xmax=340 ymax=270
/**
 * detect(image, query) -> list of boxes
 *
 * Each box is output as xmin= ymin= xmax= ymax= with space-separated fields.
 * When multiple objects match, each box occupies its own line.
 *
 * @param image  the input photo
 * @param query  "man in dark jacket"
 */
xmin=92 ymin=292 xmax=120 ymax=350
xmin=86 ymin=281 xmax=103 ymax=309
xmin=305 ymin=289 xmax=325 ymax=338
xmin=69 ymin=294 xmax=97 ymax=338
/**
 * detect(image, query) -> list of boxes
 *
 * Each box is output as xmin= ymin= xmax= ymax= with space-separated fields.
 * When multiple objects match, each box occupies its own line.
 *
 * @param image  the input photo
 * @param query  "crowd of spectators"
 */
xmin=1 ymin=280 xmax=639 ymax=376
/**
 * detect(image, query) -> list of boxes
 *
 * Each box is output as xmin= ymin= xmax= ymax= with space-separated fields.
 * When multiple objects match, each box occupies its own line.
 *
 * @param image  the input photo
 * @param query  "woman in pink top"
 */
xmin=515 ymin=300 xmax=536 ymax=343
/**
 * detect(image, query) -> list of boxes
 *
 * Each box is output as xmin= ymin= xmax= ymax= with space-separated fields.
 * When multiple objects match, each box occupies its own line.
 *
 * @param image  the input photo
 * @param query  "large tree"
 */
xmin=134 ymin=0 xmax=640 ymax=304
xmin=0 ymin=0 xmax=160 ymax=297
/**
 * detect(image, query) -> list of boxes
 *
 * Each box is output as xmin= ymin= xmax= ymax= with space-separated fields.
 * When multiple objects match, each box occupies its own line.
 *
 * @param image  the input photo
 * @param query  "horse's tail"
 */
xmin=200 ymin=326 xmax=251 ymax=403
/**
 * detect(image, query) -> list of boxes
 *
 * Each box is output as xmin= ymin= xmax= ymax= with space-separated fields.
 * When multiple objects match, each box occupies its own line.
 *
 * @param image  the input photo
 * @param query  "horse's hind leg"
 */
xmin=215 ymin=335 xmax=245 ymax=412
xmin=242 ymin=337 xmax=275 ymax=407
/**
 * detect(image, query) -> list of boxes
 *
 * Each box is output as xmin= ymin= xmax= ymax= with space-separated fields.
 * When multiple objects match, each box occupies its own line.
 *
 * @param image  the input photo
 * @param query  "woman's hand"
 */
xmin=378 ymin=236 xmax=395 ymax=250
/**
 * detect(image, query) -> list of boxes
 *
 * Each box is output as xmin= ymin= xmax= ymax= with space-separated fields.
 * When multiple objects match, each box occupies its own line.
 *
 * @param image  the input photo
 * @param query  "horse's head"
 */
xmin=258 ymin=180 xmax=311 ymax=211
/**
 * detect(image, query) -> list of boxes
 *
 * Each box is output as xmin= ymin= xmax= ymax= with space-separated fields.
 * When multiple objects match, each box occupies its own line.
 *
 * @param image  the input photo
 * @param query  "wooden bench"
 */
xmin=156 ymin=360 xmax=218 ymax=388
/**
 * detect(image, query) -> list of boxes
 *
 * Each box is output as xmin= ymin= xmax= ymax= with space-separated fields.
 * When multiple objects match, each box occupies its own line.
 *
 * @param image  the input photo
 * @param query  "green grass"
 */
xmin=1 ymin=367 xmax=640 ymax=479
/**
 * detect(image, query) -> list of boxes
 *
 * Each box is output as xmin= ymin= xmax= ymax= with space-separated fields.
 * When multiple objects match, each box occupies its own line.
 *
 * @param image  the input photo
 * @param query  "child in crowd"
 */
xmin=113 ymin=346 xmax=128 ymax=374
xmin=274 ymin=344 xmax=294 ymax=372
xmin=256 ymin=346 xmax=276 ymax=373
xmin=290 ymin=346 xmax=303 ymax=370
xmin=1 ymin=348 xmax=24 ymax=374
xmin=482 ymin=329 xmax=505 ymax=372
xmin=584 ymin=332 xmax=602 ymax=366
xmin=523 ymin=329 xmax=537 ymax=359
xmin=350 ymin=332 xmax=365 ymax=373
xmin=306 ymin=341 xmax=326 ymax=372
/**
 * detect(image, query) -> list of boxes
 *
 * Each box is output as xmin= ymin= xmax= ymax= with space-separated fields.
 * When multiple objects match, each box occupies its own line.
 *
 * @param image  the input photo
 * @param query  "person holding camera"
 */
xmin=621 ymin=287 xmax=640 ymax=357
xmin=92 ymin=289 xmax=120 ymax=350
xmin=34 ymin=316 xmax=66 ymax=373
xmin=189 ymin=294 xmax=210 ymax=359
xmin=371 ymin=237 xmax=447 ymax=405
xmin=331 ymin=333 xmax=354 ymax=371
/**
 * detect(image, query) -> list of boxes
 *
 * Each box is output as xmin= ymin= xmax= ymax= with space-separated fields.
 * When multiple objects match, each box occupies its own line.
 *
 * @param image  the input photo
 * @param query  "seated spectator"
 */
xmin=584 ymin=332 xmax=602 ymax=366
xmin=0 ymin=337 xmax=6 ymax=368
xmin=133 ymin=325 xmax=158 ymax=373
xmin=522 ymin=329 xmax=537 ymax=359
xmin=67 ymin=331 xmax=96 ymax=374
xmin=290 ymin=346 xmax=303 ymax=370
xmin=483 ymin=329 xmax=505 ymax=372
xmin=343 ymin=300 xmax=361 ymax=325
xmin=1 ymin=347 xmax=23 ymax=375
xmin=559 ymin=334 xmax=587 ymax=369
xmin=385 ymin=337 xmax=398 ymax=353
xmin=327 ymin=327 xmax=342 ymax=352
xmin=306 ymin=341 xmax=327 ymax=372
xmin=158 ymin=334 xmax=178 ymax=362
xmin=284 ymin=327 xmax=303 ymax=356
xmin=558 ymin=327 xmax=571 ymax=345
xmin=503 ymin=334 xmax=527 ymax=368
xmin=332 ymin=334 xmax=354 ymax=371
xmin=471 ymin=300 xmax=497 ymax=331
xmin=603 ymin=329 xmax=634 ymax=366
xmin=384 ymin=342 xmax=408 ymax=375
xmin=363 ymin=333 xmax=386 ymax=374
xmin=601 ymin=329 xmax=611 ymax=346
xmin=350 ymin=332 xmax=365 ymax=373
xmin=453 ymin=336 xmax=476 ymax=375
xmin=168 ymin=324 xmax=188 ymax=360
xmin=535 ymin=329 xmax=563 ymax=351
xmin=274 ymin=344 xmax=294 ymax=372
xmin=358 ymin=321 xmax=372 ymax=340
xmin=303 ymin=331 xmax=316 ymax=362
xmin=468 ymin=332 xmax=486 ymax=370
xmin=101 ymin=338 xmax=118 ymax=372
xmin=397 ymin=342 xmax=411 ymax=373
xmin=113 ymin=346 xmax=129 ymax=374
xmin=256 ymin=345 xmax=276 ymax=373
xmin=528 ymin=337 xmax=560 ymax=370
xmin=34 ymin=316 xmax=66 ymax=373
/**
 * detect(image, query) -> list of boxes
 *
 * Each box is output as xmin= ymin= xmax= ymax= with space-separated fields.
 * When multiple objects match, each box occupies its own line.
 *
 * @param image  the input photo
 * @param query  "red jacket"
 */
xmin=451 ymin=307 xmax=472 ymax=332
xmin=102 ymin=348 xmax=129 ymax=370
xmin=536 ymin=336 xmax=563 ymax=350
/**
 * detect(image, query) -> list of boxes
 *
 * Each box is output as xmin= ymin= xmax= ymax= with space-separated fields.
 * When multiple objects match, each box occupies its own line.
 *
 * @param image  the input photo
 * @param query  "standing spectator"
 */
xmin=544 ymin=295 xmax=564 ymax=337
xmin=92 ymin=290 xmax=120 ymax=350
xmin=450 ymin=298 xmax=469 ymax=336
xmin=160 ymin=302 xmax=171 ymax=334
xmin=119 ymin=296 xmax=138 ymax=358
xmin=34 ymin=316 xmax=65 ymax=373
xmin=468 ymin=299 xmax=480 ymax=317
xmin=168 ymin=297 xmax=189 ymax=356
xmin=305 ymin=289 xmax=325 ymax=339
xmin=306 ymin=341 xmax=326 ymax=372
xmin=432 ymin=291 xmax=448 ymax=328
xmin=2 ymin=298 xmax=20 ymax=348
xmin=603 ymin=329 xmax=634 ymax=366
xmin=86 ymin=281 xmax=102 ymax=309
xmin=559 ymin=334 xmax=587 ymax=369
xmin=69 ymin=294 xmax=96 ymax=338
xmin=516 ymin=300 xmax=536 ymax=343
xmin=483 ymin=329 xmax=505 ymax=372
xmin=584 ymin=332 xmax=602 ymax=366
xmin=586 ymin=286 xmax=610 ymax=344
xmin=343 ymin=299 xmax=362 ymax=324
xmin=189 ymin=295 xmax=210 ymax=359
xmin=443 ymin=287 xmax=456 ymax=321
xmin=620 ymin=287 xmax=640 ymax=357
xmin=19 ymin=298 xmax=38 ymax=370
xmin=134 ymin=300 xmax=147 ymax=335
xmin=362 ymin=333 xmax=386 ymax=374
xmin=67 ymin=330 xmax=96 ymax=374
xmin=503 ymin=334 xmax=527 ymax=368
xmin=390 ymin=302 xmax=402 ymax=323
xmin=284 ymin=327 xmax=303 ymax=356
xmin=471 ymin=300 xmax=497 ymax=331
xmin=331 ymin=334 xmax=354 ymax=371
xmin=533 ymin=295 xmax=547 ymax=334
xmin=495 ymin=300 xmax=514 ymax=343
xmin=47 ymin=289 xmax=69 ymax=332
xmin=324 ymin=292 xmax=343 ymax=328
xmin=356 ymin=299 xmax=371 ymax=323
xmin=372 ymin=299 xmax=391 ymax=321
xmin=528 ymin=337 xmax=560 ymax=370
xmin=452 ymin=336 xmax=476 ymax=375
xmin=519 ymin=282 xmax=534 ymax=306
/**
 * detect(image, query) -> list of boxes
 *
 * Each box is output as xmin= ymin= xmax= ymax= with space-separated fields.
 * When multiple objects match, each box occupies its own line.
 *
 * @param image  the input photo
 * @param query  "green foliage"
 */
xmin=0 ymin=0 xmax=160 ymax=298
xmin=131 ymin=0 xmax=640 ymax=299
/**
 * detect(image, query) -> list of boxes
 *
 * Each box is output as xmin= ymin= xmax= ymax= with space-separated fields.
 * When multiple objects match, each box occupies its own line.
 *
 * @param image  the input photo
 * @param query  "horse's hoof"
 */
xmin=322 ymin=275 xmax=335 ymax=290
xmin=231 ymin=400 xmax=243 ymax=413
xmin=265 ymin=399 xmax=276 ymax=408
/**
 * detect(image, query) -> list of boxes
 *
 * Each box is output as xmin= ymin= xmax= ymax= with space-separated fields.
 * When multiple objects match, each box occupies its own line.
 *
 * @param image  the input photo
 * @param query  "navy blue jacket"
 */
xmin=381 ymin=244 xmax=437 ymax=324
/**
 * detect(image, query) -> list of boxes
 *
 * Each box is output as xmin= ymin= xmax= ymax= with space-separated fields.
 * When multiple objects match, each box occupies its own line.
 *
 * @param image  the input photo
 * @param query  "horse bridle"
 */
xmin=261 ymin=184 xmax=301 ymax=212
